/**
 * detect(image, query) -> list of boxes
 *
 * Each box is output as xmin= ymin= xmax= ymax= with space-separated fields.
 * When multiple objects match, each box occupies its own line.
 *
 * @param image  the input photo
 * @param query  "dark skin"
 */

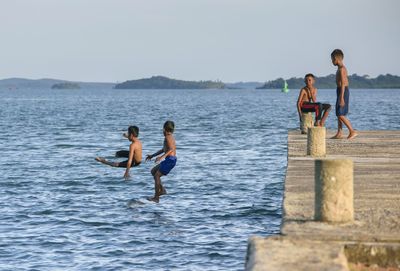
xmin=145 ymin=129 xmax=176 ymax=203
xmin=95 ymin=132 xmax=142 ymax=179
xmin=331 ymin=55 xmax=357 ymax=139
xmin=297 ymin=76 xmax=331 ymax=127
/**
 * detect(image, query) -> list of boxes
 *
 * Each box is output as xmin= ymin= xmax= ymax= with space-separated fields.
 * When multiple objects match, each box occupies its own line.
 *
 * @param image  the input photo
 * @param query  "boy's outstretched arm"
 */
xmin=146 ymin=149 xmax=164 ymax=162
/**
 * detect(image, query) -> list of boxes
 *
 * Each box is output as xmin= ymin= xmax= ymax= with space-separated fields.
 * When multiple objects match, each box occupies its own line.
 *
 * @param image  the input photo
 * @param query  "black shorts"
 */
xmin=115 ymin=150 xmax=140 ymax=168
xmin=301 ymin=102 xmax=331 ymax=121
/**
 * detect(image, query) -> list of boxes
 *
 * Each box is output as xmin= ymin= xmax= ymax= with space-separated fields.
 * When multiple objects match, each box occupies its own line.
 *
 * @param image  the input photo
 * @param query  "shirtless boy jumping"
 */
xmin=146 ymin=121 xmax=177 ymax=203
xmin=95 ymin=126 xmax=142 ymax=179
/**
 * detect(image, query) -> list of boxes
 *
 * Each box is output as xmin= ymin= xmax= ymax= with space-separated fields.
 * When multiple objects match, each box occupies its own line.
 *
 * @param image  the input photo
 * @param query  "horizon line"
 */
xmin=1 ymin=73 xmax=399 ymax=84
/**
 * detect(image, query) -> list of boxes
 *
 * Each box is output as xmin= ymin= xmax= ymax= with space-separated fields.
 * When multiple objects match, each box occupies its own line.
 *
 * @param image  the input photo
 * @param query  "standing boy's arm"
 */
xmin=146 ymin=148 xmax=164 ymax=161
xmin=339 ymin=68 xmax=347 ymax=107
xmin=124 ymin=143 xmax=135 ymax=179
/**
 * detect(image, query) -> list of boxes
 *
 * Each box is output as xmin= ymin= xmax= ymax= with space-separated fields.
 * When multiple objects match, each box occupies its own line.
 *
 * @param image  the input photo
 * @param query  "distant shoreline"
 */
xmin=1 ymin=73 xmax=400 ymax=90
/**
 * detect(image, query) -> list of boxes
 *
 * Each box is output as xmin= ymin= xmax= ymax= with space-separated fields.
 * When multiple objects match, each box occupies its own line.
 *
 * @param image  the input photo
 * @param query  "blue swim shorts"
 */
xmin=336 ymin=87 xmax=350 ymax=116
xmin=159 ymin=156 xmax=177 ymax=175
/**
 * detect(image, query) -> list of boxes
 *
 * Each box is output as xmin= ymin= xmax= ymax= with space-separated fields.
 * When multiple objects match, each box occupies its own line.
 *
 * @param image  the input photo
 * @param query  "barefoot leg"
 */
xmin=147 ymin=196 xmax=159 ymax=203
xmin=338 ymin=116 xmax=357 ymax=139
xmin=331 ymin=118 xmax=343 ymax=139
xmin=159 ymin=183 xmax=167 ymax=196
xmin=95 ymin=157 xmax=106 ymax=163
xmin=347 ymin=131 xmax=358 ymax=140
xmin=150 ymin=171 xmax=163 ymax=203
xmin=95 ymin=157 xmax=118 ymax=167
xmin=320 ymin=106 xmax=331 ymax=127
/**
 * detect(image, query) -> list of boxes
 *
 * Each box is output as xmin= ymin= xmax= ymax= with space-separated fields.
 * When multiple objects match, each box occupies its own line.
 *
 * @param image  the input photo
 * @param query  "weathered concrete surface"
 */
xmin=246 ymin=236 xmax=349 ymax=271
xmin=307 ymin=126 xmax=326 ymax=157
xmin=301 ymin=113 xmax=314 ymax=134
xmin=315 ymin=159 xmax=354 ymax=223
xmin=283 ymin=130 xmax=400 ymax=241
xmin=246 ymin=130 xmax=400 ymax=270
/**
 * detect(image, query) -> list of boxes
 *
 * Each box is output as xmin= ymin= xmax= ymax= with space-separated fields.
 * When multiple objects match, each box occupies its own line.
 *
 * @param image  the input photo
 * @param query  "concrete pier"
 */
xmin=300 ymin=113 xmax=314 ymax=134
xmin=245 ymin=130 xmax=400 ymax=270
xmin=307 ymin=127 xmax=326 ymax=157
xmin=315 ymin=159 xmax=354 ymax=223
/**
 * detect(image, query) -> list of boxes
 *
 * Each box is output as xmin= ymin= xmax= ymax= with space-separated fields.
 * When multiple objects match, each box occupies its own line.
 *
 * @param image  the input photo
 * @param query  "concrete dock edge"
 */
xmin=245 ymin=130 xmax=400 ymax=271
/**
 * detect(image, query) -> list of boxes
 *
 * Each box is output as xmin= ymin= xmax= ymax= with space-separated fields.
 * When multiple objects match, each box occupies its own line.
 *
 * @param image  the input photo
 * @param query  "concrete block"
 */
xmin=301 ymin=113 xmax=314 ymax=134
xmin=307 ymin=127 xmax=326 ymax=157
xmin=315 ymin=159 xmax=354 ymax=223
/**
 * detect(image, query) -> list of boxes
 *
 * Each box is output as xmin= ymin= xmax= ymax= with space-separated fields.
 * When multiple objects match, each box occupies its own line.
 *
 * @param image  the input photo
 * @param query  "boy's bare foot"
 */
xmin=95 ymin=157 xmax=106 ymax=163
xmin=147 ymin=196 xmax=159 ymax=203
xmin=331 ymin=133 xmax=343 ymax=139
xmin=347 ymin=131 xmax=358 ymax=140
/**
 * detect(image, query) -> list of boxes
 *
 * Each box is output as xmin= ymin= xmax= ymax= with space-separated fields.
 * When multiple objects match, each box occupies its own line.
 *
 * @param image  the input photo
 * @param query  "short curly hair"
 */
xmin=331 ymin=49 xmax=344 ymax=59
xmin=163 ymin=121 xmax=175 ymax=133
xmin=128 ymin=126 xmax=139 ymax=137
xmin=305 ymin=73 xmax=315 ymax=79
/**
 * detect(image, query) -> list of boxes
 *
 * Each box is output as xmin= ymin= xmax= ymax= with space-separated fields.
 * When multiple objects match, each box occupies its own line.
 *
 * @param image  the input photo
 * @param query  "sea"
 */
xmin=1 ymin=88 xmax=399 ymax=271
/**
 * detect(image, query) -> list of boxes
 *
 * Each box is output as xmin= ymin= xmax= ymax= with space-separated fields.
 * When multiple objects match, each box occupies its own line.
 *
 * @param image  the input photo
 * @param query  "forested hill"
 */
xmin=0 ymin=78 xmax=115 ymax=89
xmin=115 ymin=76 xmax=225 ymax=89
xmin=257 ymin=74 xmax=400 ymax=89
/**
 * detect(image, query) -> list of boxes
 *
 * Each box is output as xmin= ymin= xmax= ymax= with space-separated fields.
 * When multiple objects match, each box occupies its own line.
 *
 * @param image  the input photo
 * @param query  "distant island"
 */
xmin=115 ymin=76 xmax=225 ymax=89
xmin=1 ymin=74 xmax=400 ymax=90
xmin=51 ymin=82 xmax=81 ymax=89
xmin=0 ymin=78 xmax=115 ymax=90
xmin=257 ymin=74 xmax=400 ymax=89
xmin=224 ymin=81 xmax=264 ymax=89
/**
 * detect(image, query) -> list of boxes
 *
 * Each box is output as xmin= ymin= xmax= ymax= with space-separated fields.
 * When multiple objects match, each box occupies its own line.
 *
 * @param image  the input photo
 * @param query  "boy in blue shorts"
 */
xmin=146 ymin=121 xmax=177 ymax=203
xmin=331 ymin=49 xmax=357 ymax=139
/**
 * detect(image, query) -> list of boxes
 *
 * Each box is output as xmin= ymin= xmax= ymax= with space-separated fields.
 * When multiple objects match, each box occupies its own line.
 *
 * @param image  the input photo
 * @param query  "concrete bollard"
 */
xmin=315 ymin=159 xmax=354 ymax=223
xmin=307 ymin=127 xmax=326 ymax=157
xmin=300 ymin=113 xmax=314 ymax=134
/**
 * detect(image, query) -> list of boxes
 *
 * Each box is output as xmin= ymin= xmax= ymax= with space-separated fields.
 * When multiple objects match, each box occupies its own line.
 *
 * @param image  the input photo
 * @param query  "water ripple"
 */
xmin=1 ymin=88 xmax=399 ymax=270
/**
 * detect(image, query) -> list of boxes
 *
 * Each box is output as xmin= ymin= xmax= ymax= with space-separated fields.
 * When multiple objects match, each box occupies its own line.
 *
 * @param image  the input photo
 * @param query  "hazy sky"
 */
xmin=0 ymin=0 xmax=399 ymax=82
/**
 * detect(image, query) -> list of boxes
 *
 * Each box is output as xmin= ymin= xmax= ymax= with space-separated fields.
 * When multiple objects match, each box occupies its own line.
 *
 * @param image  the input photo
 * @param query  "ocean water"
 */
xmin=0 ymin=88 xmax=399 ymax=271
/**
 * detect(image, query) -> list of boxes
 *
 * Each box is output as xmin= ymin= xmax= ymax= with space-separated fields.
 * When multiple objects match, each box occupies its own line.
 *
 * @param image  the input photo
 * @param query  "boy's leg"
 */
xmin=159 ymin=182 xmax=167 ymax=195
xmin=301 ymin=103 xmax=319 ymax=126
xmin=117 ymin=160 xmax=140 ymax=168
xmin=150 ymin=165 xmax=167 ymax=197
xmin=95 ymin=157 xmax=118 ymax=167
xmin=315 ymin=103 xmax=322 ymax=126
xmin=331 ymin=118 xmax=343 ymax=139
xmin=148 ymin=170 xmax=163 ymax=203
xmin=320 ymin=104 xmax=331 ymax=127
xmin=115 ymin=150 xmax=129 ymax=158
xmin=151 ymin=164 xmax=161 ymax=176
xmin=338 ymin=116 xmax=358 ymax=139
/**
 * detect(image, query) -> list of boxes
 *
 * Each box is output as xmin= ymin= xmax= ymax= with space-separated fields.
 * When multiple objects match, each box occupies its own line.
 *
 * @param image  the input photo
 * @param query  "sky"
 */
xmin=0 ymin=0 xmax=399 ymax=83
